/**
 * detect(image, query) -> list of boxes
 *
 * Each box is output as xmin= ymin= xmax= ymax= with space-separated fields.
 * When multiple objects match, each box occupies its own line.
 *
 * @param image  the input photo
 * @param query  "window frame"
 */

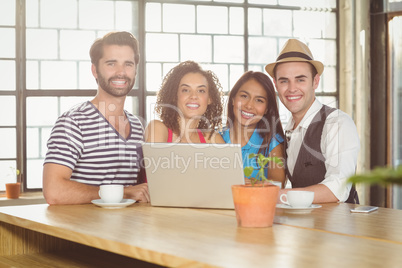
xmin=1 ymin=0 xmax=339 ymax=193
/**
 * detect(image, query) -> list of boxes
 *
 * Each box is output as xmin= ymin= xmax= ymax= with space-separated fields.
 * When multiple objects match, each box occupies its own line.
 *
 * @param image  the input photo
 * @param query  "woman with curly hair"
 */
xmin=222 ymin=71 xmax=285 ymax=185
xmin=145 ymin=61 xmax=225 ymax=143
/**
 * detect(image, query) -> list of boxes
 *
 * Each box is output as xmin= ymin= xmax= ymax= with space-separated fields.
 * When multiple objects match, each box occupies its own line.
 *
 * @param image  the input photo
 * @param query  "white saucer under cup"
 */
xmin=91 ymin=199 xmax=136 ymax=209
xmin=276 ymin=204 xmax=322 ymax=214
xmin=99 ymin=185 xmax=124 ymax=203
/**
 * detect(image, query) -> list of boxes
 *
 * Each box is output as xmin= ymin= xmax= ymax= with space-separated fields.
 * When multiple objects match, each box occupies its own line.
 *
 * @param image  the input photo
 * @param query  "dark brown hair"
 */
xmin=226 ymin=71 xmax=284 ymax=154
xmin=155 ymin=61 xmax=223 ymax=137
xmin=273 ymin=62 xmax=317 ymax=80
xmin=90 ymin=31 xmax=140 ymax=68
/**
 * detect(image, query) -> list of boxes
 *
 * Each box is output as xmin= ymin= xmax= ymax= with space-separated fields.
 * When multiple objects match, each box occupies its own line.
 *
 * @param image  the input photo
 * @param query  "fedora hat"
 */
xmin=265 ymin=39 xmax=324 ymax=78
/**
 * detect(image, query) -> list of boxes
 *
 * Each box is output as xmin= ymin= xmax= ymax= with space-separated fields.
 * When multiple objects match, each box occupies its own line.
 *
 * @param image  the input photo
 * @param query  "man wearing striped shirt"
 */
xmin=43 ymin=32 xmax=149 ymax=205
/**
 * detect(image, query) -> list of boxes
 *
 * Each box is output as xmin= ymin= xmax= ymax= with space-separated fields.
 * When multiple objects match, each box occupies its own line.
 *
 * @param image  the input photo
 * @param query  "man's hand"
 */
xmin=124 ymin=183 xmax=150 ymax=203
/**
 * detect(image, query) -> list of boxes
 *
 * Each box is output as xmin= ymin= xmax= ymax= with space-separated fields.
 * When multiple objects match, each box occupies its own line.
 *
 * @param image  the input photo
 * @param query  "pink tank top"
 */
xmin=167 ymin=129 xmax=206 ymax=143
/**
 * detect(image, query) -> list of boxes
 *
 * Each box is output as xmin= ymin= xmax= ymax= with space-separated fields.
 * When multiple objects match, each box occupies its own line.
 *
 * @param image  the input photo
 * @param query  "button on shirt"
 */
xmin=285 ymin=99 xmax=360 ymax=202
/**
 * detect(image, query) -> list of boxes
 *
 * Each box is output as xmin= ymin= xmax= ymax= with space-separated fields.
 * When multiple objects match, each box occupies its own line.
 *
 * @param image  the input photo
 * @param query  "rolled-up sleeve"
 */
xmin=320 ymin=110 xmax=360 ymax=202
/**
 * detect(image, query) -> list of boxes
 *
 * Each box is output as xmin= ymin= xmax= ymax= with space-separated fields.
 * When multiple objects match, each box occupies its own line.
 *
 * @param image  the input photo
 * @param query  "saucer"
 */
xmin=91 ymin=199 xmax=136 ymax=209
xmin=276 ymin=204 xmax=322 ymax=214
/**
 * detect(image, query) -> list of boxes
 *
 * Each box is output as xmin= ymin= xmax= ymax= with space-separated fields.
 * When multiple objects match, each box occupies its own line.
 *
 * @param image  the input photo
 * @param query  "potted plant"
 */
xmin=5 ymin=167 xmax=21 ymax=199
xmin=347 ymin=165 xmax=402 ymax=186
xmin=231 ymin=153 xmax=282 ymax=228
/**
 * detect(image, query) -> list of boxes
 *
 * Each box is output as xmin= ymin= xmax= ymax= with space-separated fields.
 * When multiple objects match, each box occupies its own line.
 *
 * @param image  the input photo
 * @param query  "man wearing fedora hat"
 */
xmin=266 ymin=39 xmax=359 ymax=204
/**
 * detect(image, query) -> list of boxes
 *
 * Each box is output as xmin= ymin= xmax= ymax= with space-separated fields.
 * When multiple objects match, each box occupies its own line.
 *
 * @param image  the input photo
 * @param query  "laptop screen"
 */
xmin=142 ymin=142 xmax=245 ymax=209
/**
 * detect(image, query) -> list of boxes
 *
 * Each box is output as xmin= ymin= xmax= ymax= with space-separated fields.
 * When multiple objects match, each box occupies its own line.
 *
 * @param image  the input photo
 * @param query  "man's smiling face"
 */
xmin=93 ymin=44 xmax=137 ymax=97
xmin=274 ymin=61 xmax=320 ymax=125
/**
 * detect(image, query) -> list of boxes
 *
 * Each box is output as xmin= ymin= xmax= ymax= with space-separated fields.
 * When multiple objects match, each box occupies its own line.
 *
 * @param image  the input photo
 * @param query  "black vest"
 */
xmin=285 ymin=105 xmax=359 ymax=204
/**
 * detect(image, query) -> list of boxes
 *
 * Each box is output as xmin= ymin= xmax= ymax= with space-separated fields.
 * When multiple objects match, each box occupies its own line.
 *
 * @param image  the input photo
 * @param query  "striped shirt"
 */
xmin=44 ymin=101 xmax=144 ymax=186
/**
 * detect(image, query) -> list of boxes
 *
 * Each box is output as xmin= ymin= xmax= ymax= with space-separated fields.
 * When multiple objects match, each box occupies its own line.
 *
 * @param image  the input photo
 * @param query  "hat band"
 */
xmin=277 ymin=51 xmax=312 ymax=61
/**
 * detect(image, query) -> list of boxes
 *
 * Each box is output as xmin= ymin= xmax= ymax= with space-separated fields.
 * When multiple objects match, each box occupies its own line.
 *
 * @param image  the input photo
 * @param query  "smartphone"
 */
xmin=350 ymin=206 xmax=379 ymax=213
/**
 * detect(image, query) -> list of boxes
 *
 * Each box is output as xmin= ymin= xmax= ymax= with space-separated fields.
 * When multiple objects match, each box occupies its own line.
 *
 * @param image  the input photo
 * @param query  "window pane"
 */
xmin=60 ymin=30 xmax=96 ymax=60
xmin=248 ymin=65 xmax=264 ymax=73
xmin=390 ymin=16 xmax=402 ymax=167
xmin=26 ymin=29 xmax=58 ymax=59
xmin=248 ymin=8 xmax=262 ymax=35
xmin=0 ymin=129 xmax=16 ymax=158
xmin=214 ymin=36 xmax=244 ymax=63
xmin=40 ymin=0 xmax=77 ymax=28
xmin=249 ymin=0 xmax=276 ymax=4
xmin=26 ymin=97 xmax=58 ymax=126
xmin=146 ymin=3 xmax=161 ymax=32
xmin=279 ymin=0 xmax=336 ymax=8
xmin=0 ymin=161 xmax=17 ymax=188
xmin=26 ymin=61 xmax=39 ymax=89
xmin=322 ymin=67 xmax=336 ymax=93
xmin=26 ymin=0 xmax=39 ymax=27
xmin=40 ymin=61 xmax=77 ymax=89
xmin=229 ymin=7 xmax=243 ymax=35
xmin=125 ymin=96 xmax=139 ymax=117
xmin=322 ymin=39 xmax=337 ymax=66
xmin=229 ymin=65 xmax=245 ymax=91
xmin=163 ymin=4 xmax=195 ymax=33
xmin=0 ymin=60 xmax=16 ymax=90
xmin=0 ymin=96 xmax=16 ymax=125
xmin=41 ymin=128 xmax=52 ymax=158
xmin=116 ymin=1 xmax=134 ymax=31
xmin=79 ymin=0 xmax=114 ymax=30
xmin=0 ymin=28 xmax=15 ymax=58
xmin=27 ymin=159 xmax=44 ymax=189
xmin=248 ymin=37 xmax=277 ymax=64
xmin=308 ymin=39 xmax=336 ymax=70
xmin=146 ymin=63 xmax=162 ymax=92
xmin=0 ymin=0 xmax=15 ymax=26
xmin=27 ymin=128 xmax=39 ymax=158
xmin=146 ymin=33 xmax=179 ymax=62
xmin=27 ymin=126 xmax=51 ymax=164
xmin=294 ymin=10 xmax=326 ymax=38
xmin=60 ymin=97 xmax=90 ymax=112
xmin=79 ymin=61 xmax=97 ymax=89
xmin=197 ymin=6 xmax=228 ymax=34
xmin=180 ymin=35 xmax=212 ymax=62
xmin=163 ymin=63 xmax=180 ymax=78
xmin=323 ymin=12 xmax=336 ymax=39
xmin=216 ymin=0 xmax=244 ymax=3
xmin=263 ymin=9 xmax=292 ymax=37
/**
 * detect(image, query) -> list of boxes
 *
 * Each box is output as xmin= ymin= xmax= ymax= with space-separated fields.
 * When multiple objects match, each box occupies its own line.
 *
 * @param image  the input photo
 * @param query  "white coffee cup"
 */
xmin=98 ymin=185 xmax=124 ymax=203
xmin=280 ymin=191 xmax=314 ymax=208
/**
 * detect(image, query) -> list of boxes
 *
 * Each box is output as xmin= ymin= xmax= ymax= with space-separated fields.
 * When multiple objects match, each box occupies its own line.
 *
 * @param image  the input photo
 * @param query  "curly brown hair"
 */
xmin=155 ymin=61 xmax=223 ymax=138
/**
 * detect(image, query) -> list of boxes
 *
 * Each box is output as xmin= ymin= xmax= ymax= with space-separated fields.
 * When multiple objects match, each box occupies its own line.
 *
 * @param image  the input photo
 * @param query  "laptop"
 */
xmin=142 ymin=142 xmax=245 ymax=209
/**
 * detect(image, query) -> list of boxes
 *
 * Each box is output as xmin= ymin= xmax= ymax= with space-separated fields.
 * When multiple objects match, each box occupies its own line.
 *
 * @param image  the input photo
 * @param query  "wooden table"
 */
xmin=275 ymin=203 xmax=402 ymax=244
xmin=0 ymin=203 xmax=401 ymax=267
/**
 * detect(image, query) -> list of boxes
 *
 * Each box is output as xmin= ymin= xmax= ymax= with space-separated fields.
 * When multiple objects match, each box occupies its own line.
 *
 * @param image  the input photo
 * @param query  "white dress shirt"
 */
xmin=285 ymin=99 xmax=360 ymax=202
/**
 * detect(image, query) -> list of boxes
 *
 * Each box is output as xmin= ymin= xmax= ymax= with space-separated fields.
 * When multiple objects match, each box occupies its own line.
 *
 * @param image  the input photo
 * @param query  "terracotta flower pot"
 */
xmin=5 ymin=182 xmax=21 ymax=199
xmin=232 ymin=184 xmax=279 ymax=228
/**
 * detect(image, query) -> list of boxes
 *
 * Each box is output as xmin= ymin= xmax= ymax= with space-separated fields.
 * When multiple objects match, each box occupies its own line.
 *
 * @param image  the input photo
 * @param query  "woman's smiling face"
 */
xmin=176 ymin=72 xmax=211 ymax=120
xmin=232 ymin=78 xmax=268 ymax=129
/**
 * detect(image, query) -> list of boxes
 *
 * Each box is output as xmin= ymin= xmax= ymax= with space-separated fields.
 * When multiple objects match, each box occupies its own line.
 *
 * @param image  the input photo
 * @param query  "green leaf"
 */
xmin=347 ymin=165 xmax=402 ymax=185
xmin=248 ymin=153 xmax=257 ymax=159
xmin=243 ymin=166 xmax=254 ymax=177
xmin=243 ymin=153 xmax=279 ymax=187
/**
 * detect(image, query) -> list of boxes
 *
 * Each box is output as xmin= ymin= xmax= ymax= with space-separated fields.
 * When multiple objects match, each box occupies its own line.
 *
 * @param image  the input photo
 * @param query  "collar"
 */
xmin=285 ymin=98 xmax=323 ymax=131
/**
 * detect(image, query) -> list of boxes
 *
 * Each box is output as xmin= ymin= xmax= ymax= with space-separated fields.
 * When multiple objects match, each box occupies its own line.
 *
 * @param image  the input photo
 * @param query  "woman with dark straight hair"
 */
xmin=223 ymin=71 xmax=285 ymax=186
